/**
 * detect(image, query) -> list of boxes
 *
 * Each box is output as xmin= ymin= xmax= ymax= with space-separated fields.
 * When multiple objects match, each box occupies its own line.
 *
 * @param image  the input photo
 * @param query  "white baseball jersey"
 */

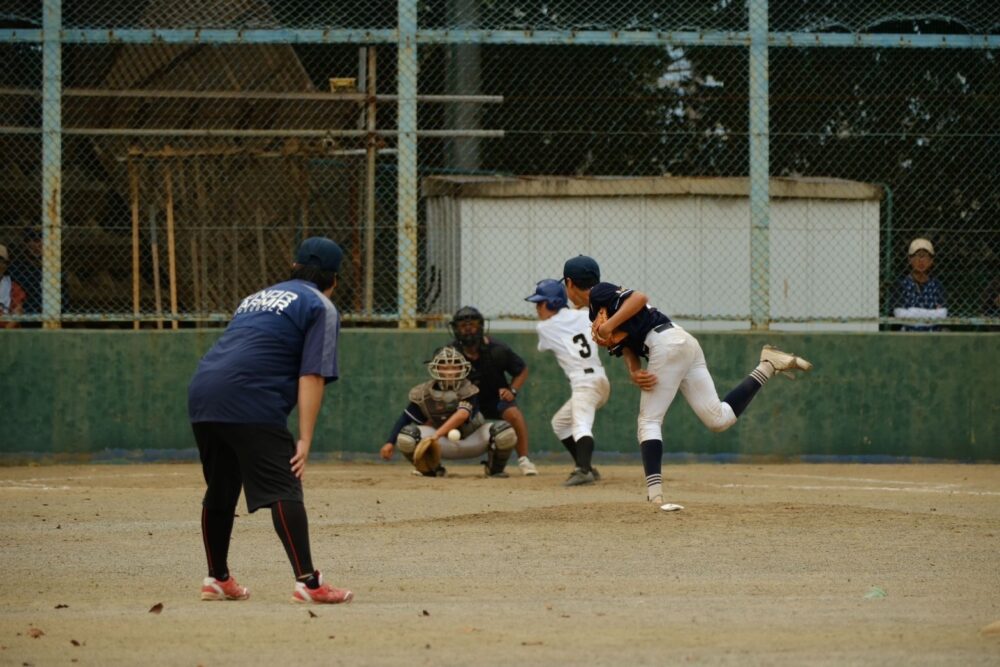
xmin=536 ymin=307 xmax=610 ymax=441
xmin=536 ymin=307 xmax=607 ymax=384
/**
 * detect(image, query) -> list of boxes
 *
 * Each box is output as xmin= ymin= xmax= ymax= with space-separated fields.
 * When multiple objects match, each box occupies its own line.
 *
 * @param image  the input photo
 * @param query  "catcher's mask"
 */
xmin=427 ymin=346 xmax=471 ymax=391
xmin=449 ymin=306 xmax=485 ymax=348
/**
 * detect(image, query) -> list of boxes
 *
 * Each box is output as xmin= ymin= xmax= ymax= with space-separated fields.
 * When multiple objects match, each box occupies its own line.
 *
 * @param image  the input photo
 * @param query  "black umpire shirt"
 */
xmin=450 ymin=338 xmax=526 ymax=419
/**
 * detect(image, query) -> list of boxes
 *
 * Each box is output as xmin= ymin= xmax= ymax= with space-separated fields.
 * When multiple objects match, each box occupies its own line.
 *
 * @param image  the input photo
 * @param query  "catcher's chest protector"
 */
xmin=409 ymin=380 xmax=478 ymax=427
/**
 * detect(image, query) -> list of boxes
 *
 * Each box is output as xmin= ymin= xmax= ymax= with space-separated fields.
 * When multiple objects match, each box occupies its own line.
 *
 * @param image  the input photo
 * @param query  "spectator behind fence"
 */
xmin=0 ymin=243 xmax=27 ymax=329
xmin=11 ymin=228 xmax=43 ymax=314
xmin=891 ymin=238 xmax=947 ymax=332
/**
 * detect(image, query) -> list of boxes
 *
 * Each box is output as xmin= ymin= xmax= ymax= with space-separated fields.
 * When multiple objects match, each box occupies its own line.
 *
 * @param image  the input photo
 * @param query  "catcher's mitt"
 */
xmin=591 ymin=308 xmax=627 ymax=348
xmin=413 ymin=436 xmax=442 ymax=474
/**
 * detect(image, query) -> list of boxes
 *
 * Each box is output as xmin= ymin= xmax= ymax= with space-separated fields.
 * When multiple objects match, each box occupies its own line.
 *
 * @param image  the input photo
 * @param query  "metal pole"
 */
xmin=397 ymin=0 xmax=419 ymax=328
xmin=748 ymin=0 xmax=770 ymax=330
xmin=128 ymin=159 xmax=140 ymax=329
xmin=364 ymin=47 xmax=377 ymax=315
xmin=41 ymin=0 xmax=62 ymax=328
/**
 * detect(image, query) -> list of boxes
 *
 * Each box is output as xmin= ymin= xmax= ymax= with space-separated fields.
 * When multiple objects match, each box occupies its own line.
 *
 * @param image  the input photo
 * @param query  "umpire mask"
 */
xmin=450 ymin=306 xmax=485 ymax=348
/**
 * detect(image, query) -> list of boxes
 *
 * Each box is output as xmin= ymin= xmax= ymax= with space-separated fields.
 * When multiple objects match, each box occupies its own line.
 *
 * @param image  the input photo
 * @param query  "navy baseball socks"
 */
xmin=640 ymin=439 xmax=664 ymax=502
xmin=640 ymin=440 xmax=684 ymax=511
xmin=562 ymin=435 xmax=600 ymax=486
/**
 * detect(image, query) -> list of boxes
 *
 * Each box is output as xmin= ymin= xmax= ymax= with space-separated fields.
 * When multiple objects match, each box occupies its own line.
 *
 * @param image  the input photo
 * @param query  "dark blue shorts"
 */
xmin=192 ymin=422 xmax=303 ymax=513
xmin=482 ymin=399 xmax=519 ymax=420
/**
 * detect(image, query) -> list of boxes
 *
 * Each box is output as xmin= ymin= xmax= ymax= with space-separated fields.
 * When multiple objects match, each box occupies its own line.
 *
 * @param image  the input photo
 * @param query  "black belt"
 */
xmin=653 ymin=322 xmax=673 ymax=333
xmin=583 ymin=368 xmax=594 ymax=374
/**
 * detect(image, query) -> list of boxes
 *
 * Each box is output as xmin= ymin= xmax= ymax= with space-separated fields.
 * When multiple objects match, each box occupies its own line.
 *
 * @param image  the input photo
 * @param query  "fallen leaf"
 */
xmin=28 ymin=627 xmax=44 ymax=638
xmin=70 ymin=640 xmax=81 ymax=647
xmin=308 ymin=611 xmax=317 ymax=618
xmin=981 ymin=620 xmax=1000 ymax=636
xmin=421 ymin=609 xmax=430 ymax=616
xmin=149 ymin=603 xmax=164 ymax=614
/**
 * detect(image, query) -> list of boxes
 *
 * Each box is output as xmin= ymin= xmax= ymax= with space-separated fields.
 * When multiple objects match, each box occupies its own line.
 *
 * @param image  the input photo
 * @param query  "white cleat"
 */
xmin=518 ymin=456 xmax=538 ymax=476
xmin=760 ymin=345 xmax=813 ymax=379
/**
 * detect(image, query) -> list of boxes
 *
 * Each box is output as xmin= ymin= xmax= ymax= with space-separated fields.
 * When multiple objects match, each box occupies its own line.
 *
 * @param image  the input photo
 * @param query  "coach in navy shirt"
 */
xmin=187 ymin=236 xmax=354 ymax=605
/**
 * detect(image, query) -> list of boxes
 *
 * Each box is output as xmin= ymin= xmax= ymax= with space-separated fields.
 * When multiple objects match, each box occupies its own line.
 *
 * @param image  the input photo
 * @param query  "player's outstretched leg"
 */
xmin=714 ymin=344 xmax=814 ymax=422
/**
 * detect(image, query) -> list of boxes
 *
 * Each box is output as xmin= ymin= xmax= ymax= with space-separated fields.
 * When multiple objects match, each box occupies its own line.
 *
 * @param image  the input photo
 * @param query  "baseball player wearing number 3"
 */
xmin=525 ymin=279 xmax=610 ymax=487
xmin=562 ymin=255 xmax=812 ymax=511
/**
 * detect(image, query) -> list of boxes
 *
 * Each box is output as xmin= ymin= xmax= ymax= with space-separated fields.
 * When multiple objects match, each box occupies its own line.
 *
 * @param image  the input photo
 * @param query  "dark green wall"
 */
xmin=1 ymin=330 xmax=997 ymax=460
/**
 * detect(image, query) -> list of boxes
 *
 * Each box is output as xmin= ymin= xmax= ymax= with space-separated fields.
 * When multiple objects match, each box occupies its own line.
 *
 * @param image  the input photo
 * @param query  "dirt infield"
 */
xmin=1 ymin=461 xmax=999 ymax=666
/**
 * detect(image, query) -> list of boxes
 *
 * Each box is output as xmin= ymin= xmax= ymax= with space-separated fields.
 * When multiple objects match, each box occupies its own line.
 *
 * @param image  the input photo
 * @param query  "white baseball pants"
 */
xmin=637 ymin=326 xmax=737 ymax=443
xmin=550 ymin=376 xmax=611 ymax=442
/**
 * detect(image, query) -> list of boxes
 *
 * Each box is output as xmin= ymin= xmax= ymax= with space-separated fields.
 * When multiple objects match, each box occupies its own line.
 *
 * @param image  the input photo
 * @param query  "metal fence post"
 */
xmin=748 ymin=0 xmax=770 ymax=330
xmin=41 ymin=0 xmax=62 ymax=328
xmin=397 ymin=0 xmax=419 ymax=328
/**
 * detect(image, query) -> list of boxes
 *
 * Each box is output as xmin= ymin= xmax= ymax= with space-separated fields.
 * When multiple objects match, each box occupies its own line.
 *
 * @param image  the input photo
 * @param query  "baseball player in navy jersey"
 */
xmin=525 ymin=279 xmax=610 ymax=486
xmin=562 ymin=255 xmax=813 ymax=511
xmin=188 ymin=237 xmax=353 ymax=604
xmin=379 ymin=346 xmax=519 ymax=477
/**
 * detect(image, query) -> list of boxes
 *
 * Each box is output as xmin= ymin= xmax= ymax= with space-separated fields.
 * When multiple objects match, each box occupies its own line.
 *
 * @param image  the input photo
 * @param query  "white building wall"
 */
xmin=426 ymin=191 xmax=879 ymax=331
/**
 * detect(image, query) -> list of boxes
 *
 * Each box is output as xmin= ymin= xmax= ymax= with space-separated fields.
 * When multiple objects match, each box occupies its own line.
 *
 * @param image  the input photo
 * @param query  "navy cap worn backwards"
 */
xmin=563 ymin=255 xmax=600 ymax=283
xmin=295 ymin=237 xmax=343 ymax=273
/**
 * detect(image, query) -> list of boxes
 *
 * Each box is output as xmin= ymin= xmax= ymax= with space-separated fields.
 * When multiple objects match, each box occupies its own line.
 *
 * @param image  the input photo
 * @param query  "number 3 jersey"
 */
xmin=536 ymin=307 xmax=607 ymax=385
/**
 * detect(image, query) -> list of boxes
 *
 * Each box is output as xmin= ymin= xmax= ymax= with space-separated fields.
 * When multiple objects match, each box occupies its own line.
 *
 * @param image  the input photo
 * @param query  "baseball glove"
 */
xmin=591 ymin=308 xmax=627 ymax=348
xmin=413 ymin=436 xmax=442 ymax=474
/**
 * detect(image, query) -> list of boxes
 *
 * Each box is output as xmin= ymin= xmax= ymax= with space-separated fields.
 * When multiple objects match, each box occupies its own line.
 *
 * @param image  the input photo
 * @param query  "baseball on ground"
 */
xmin=448 ymin=429 xmax=461 ymax=441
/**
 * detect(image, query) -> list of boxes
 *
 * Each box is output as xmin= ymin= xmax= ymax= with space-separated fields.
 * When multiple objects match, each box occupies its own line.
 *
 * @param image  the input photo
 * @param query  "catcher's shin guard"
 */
xmin=484 ymin=421 xmax=516 ymax=476
xmin=396 ymin=424 xmax=422 ymax=463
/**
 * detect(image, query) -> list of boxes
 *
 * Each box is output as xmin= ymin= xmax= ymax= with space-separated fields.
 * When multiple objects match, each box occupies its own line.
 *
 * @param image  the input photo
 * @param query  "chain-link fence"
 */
xmin=0 ymin=1 xmax=997 ymax=330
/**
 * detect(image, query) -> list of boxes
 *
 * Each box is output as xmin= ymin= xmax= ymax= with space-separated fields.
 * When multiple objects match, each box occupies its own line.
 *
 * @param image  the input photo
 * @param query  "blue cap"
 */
xmin=563 ymin=255 xmax=600 ymax=283
xmin=295 ymin=237 xmax=343 ymax=273
xmin=525 ymin=279 xmax=567 ymax=310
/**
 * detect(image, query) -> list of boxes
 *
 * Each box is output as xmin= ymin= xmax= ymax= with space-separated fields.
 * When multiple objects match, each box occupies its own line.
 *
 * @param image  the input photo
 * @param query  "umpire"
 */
xmin=188 ymin=236 xmax=353 ymax=605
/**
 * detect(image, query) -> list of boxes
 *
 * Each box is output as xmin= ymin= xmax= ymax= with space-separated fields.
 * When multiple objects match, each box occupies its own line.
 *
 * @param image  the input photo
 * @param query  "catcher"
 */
xmin=562 ymin=255 xmax=813 ymax=511
xmin=379 ymin=346 xmax=518 ymax=478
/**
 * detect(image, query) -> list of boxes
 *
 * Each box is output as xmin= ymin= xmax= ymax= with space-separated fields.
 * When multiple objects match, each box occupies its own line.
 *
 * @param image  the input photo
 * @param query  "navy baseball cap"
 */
xmin=525 ymin=279 xmax=567 ymax=309
xmin=563 ymin=255 xmax=600 ymax=283
xmin=295 ymin=237 xmax=343 ymax=272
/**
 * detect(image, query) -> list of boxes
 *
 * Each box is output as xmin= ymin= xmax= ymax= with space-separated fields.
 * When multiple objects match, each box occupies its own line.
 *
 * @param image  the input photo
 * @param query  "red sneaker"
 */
xmin=292 ymin=572 xmax=354 ymax=604
xmin=201 ymin=575 xmax=250 ymax=601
